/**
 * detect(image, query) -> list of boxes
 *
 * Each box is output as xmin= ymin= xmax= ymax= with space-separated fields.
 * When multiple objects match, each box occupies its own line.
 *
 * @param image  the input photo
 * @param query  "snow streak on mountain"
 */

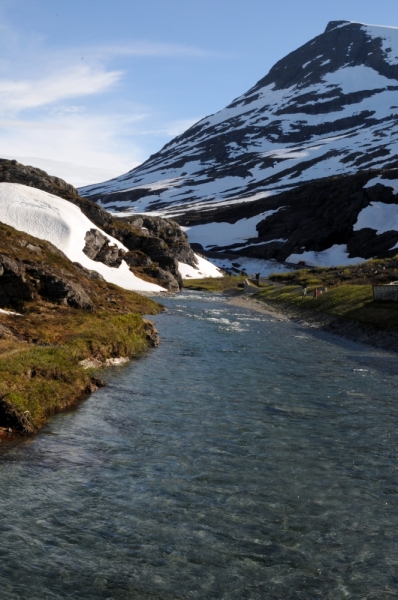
xmin=80 ymin=21 xmax=398 ymax=265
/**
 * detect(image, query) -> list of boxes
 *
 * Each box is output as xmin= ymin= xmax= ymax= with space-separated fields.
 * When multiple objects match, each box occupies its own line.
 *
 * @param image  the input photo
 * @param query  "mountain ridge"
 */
xmin=79 ymin=20 xmax=398 ymax=266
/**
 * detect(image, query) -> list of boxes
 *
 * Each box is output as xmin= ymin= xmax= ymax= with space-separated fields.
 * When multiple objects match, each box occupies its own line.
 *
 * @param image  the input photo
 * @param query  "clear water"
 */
xmin=1 ymin=290 xmax=398 ymax=599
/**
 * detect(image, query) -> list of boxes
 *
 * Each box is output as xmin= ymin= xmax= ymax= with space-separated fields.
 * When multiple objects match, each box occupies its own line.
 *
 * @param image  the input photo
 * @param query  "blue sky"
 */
xmin=1 ymin=0 xmax=398 ymax=186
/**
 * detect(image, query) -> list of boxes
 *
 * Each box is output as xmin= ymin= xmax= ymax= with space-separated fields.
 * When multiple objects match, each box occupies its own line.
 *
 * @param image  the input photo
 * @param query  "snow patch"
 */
xmin=0 ymin=183 xmax=165 ymax=292
xmin=364 ymin=177 xmax=398 ymax=194
xmin=204 ymin=256 xmax=291 ymax=277
xmin=183 ymin=209 xmax=282 ymax=249
xmin=0 ymin=308 xmax=22 ymax=316
xmin=354 ymin=201 xmax=398 ymax=234
xmin=286 ymin=244 xmax=366 ymax=267
xmin=178 ymin=254 xmax=223 ymax=279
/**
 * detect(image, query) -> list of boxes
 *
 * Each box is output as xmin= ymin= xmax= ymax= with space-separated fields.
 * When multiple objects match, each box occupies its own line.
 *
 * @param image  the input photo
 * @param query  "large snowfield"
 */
xmin=0 ymin=183 xmax=221 ymax=291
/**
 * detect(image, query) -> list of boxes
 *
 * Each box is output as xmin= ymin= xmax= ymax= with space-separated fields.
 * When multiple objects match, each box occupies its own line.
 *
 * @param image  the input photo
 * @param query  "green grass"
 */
xmin=183 ymin=274 xmax=248 ymax=292
xmin=0 ymin=312 xmax=156 ymax=431
xmin=255 ymin=283 xmax=398 ymax=332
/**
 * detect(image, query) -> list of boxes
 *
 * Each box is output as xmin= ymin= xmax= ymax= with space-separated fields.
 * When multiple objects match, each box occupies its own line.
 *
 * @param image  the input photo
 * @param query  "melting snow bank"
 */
xmin=287 ymin=244 xmax=365 ymax=267
xmin=178 ymin=255 xmax=223 ymax=279
xmin=0 ymin=183 xmax=165 ymax=292
xmin=182 ymin=210 xmax=282 ymax=249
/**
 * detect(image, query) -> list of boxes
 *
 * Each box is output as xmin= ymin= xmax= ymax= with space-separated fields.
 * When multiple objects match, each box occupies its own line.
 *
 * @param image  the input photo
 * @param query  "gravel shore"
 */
xmin=227 ymin=293 xmax=398 ymax=354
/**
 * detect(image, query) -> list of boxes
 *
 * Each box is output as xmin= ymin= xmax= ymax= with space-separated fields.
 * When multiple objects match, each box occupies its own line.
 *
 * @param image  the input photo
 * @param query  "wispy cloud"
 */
xmin=99 ymin=41 xmax=230 ymax=59
xmin=0 ymin=15 xmax=221 ymax=185
xmin=0 ymin=65 xmax=122 ymax=113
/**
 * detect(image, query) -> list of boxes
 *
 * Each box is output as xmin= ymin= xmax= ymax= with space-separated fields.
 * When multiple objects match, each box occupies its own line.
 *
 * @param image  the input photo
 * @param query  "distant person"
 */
xmin=313 ymin=288 xmax=319 ymax=299
xmin=302 ymin=285 xmax=307 ymax=298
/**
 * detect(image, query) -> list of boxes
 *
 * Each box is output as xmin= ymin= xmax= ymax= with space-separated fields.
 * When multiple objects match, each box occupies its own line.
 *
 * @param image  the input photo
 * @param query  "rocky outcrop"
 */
xmin=0 ymin=160 xmax=197 ymax=290
xmin=0 ymin=254 xmax=94 ymax=310
xmin=83 ymin=229 xmax=124 ymax=268
xmin=33 ymin=270 xmax=94 ymax=309
xmin=0 ymin=159 xmax=78 ymax=201
xmin=0 ymin=255 xmax=34 ymax=307
xmin=0 ymin=397 xmax=35 ymax=434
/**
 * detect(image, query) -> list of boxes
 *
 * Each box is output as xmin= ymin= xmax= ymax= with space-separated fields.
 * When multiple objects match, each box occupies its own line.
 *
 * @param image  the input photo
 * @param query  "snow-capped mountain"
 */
xmin=80 ymin=21 xmax=398 ymax=265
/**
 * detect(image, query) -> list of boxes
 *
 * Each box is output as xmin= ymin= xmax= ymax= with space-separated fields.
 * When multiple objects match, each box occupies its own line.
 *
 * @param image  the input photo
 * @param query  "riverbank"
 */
xmin=0 ymin=222 xmax=162 ymax=436
xmin=0 ymin=310 xmax=161 ymax=436
xmin=184 ymin=268 xmax=398 ymax=353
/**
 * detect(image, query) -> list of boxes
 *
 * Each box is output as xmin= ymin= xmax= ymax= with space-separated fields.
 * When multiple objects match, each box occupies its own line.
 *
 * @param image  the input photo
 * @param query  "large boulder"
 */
xmin=83 ymin=229 xmax=125 ymax=267
xmin=28 ymin=268 xmax=94 ymax=309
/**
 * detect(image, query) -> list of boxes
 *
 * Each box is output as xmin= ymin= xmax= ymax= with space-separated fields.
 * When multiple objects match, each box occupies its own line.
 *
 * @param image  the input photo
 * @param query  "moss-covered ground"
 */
xmin=0 ymin=222 xmax=162 ymax=433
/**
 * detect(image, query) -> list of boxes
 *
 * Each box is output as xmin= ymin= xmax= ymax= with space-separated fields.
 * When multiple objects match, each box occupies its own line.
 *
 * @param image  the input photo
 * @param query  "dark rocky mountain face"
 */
xmin=79 ymin=21 xmax=398 ymax=264
xmin=174 ymin=167 xmax=398 ymax=262
xmin=0 ymin=160 xmax=197 ymax=290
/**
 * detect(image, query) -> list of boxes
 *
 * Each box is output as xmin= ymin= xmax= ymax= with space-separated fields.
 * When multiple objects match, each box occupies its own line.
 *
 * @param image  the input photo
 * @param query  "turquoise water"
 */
xmin=1 ymin=290 xmax=398 ymax=599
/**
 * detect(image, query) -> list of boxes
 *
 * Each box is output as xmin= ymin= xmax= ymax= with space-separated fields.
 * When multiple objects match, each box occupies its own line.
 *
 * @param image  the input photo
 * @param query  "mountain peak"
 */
xmin=80 ymin=21 xmax=398 ymax=265
xmin=324 ymin=20 xmax=351 ymax=33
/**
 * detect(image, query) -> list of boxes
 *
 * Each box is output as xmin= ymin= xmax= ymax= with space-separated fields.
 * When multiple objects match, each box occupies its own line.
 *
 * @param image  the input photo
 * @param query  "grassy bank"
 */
xmin=0 ymin=311 xmax=159 ymax=433
xmin=254 ymin=283 xmax=398 ymax=331
xmin=0 ymin=221 xmax=162 ymax=434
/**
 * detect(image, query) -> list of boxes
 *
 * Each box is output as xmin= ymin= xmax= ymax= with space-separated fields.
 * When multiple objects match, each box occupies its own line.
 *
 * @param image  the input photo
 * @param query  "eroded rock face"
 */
xmin=35 ymin=272 xmax=94 ymax=309
xmin=124 ymin=251 xmax=152 ymax=268
xmin=0 ymin=159 xmax=78 ymax=200
xmin=0 ymin=255 xmax=34 ymax=308
xmin=83 ymin=229 xmax=125 ymax=268
xmin=0 ymin=254 xmax=94 ymax=310
xmin=0 ymin=397 xmax=35 ymax=434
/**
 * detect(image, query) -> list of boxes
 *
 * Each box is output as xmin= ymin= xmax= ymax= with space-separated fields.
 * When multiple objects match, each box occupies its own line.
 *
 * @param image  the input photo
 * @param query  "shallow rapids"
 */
xmin=1 ymin=290 xmax=398 ymax=599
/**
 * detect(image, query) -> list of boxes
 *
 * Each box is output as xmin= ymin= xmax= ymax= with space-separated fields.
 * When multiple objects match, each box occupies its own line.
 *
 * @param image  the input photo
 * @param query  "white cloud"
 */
xmin=0 ymin=65 xmax=122 ymax=114
xmin=0 ymin=20 xmax=217 ymax=187
xmin=0 ymin=112 xmax=147 ymax=184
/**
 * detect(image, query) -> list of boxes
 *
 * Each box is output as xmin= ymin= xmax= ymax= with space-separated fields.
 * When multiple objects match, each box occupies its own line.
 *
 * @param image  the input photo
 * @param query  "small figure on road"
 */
xmin=302 ymin=285 xmax=307 ymax=298
xmin=313 ymin=288 xmax=319 ymax=299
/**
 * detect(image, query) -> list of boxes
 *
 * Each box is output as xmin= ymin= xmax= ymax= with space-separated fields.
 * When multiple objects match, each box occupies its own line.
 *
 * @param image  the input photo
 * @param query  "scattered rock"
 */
xmin=0 ymin=397 xmax=35 ymax=434
xmin=143 ymin=318 xmax=159 ymax=347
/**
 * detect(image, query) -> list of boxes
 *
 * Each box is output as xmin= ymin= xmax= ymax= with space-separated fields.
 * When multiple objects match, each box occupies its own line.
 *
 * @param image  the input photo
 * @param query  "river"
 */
xmin=1 ymin=290 xmax=398 ymax=599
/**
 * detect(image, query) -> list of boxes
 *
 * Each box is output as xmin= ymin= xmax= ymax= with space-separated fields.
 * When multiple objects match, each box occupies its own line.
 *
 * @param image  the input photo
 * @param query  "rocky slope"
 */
xmin=80 ymin=21 xmax=398 ymax=265
xmin=0 ymin=219 xmax=161 ymax=434
xmin=0 ymin=159 xmax=198 ymax=290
